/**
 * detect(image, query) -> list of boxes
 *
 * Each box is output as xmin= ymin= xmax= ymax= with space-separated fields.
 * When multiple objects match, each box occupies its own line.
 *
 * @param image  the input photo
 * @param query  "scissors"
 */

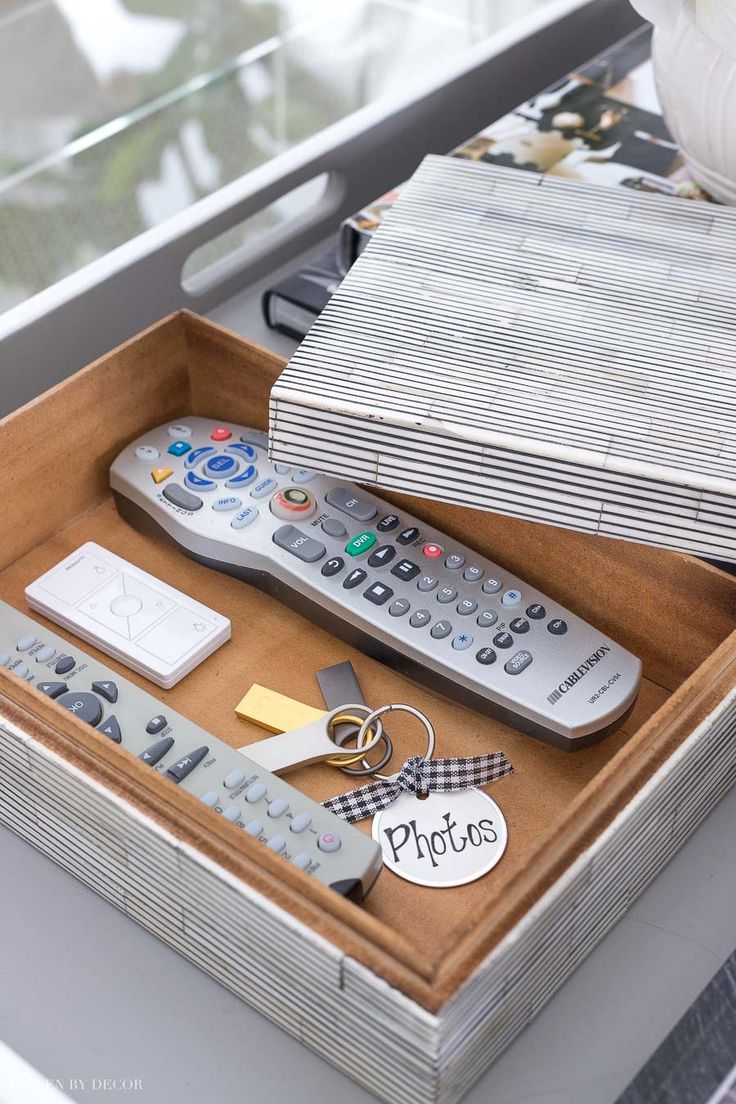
xmin=243 ymin=704 xmax=387 ymax=774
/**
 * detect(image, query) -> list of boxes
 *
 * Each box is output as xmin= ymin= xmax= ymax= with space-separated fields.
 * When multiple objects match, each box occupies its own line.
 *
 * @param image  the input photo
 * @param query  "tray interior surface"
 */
xmin=1 ymin=312 xmax=734 ymax=1005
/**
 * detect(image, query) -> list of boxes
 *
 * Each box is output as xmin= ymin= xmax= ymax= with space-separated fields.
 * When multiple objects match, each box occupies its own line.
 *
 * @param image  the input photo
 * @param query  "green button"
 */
xmin=345 ymin=531 xmax=377 ymax=557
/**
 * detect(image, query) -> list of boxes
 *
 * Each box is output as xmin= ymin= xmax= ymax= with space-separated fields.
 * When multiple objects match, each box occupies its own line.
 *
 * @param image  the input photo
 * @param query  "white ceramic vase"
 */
xmin=630 ymin=0 xmax=736 ymax=203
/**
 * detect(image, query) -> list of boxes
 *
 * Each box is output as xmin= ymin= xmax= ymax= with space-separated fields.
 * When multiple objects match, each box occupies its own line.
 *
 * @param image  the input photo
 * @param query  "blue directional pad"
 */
xmin=226 ymin=443 xmax=257 ymax=462
xmin=225 ymin=464 xmax=257 ymax=489
xmin=185 ymin=471 xmax=216 ymax=491
xmin=185 ymin=446 xmax=216 ymax=469
xmin=204 ymin=454 xmax=238 ymax=479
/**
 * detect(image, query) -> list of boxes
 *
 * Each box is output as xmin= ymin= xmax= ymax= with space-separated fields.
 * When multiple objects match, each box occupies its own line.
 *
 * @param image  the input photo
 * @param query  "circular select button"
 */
xmin=204 ymin=454 xmax=238 ymax=479
xmin=110 ymin=595 xmax=143 ymax=618
xmin=55 ymin=691 xmax=103 ymax=727
xmin=270 ymin=487 xmax=317 ymax=521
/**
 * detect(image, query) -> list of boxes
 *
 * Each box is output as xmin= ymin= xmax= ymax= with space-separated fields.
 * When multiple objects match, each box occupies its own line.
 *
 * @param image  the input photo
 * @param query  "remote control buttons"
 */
xmin=224 ymin=768 xmax=245 ymax=789
xmin=291 ymin=814 xmax=312 ymax=833
xmin=463 ymin=565 xmax=484 ymax=583
xmin=56 ymin=691 xmax=103 ymax=727
xmin=502 ymin=589 xmax=522 ymax=606
xmin=245 ymin=820 xmax=263 ymax=836
xmin=293 ymin=852 xmax=312 ymax=870
xmin=452 ymin=633 xmax=473 ymax=651
xmin=140 ymin=736 xmax=174 ymax=764
xmin=389 ymin=598 xmax=410 ymax=617
xmin=16 ymin=635 xmax=36 ymax=651
xmin=325 ymin=487 xmax=377 ymax=522
xmin=92 ymin=680 xmax=118 ymax=703
xmin=292 ymin=469 xmax=316 ymax=484
xmin=318 ymin=832 xmax=342 ymax=853
xmin=417 ymin=575 xmax=438 ymax=592
xmin=364 ymin=582 xmax=394 ymax=606
xmin=548 ymin=619 xmax=568 ymax=635
xmin=423 ymin=543 xmax=443 ymax=558
xmin=482 ymin=577 xmax=503 ymax=594
xmin=505 ymin=650 xmax=533 ymax=675
xmin=273 ymin=525 xmax=325 ymax=563
xmin=136 ymin=445 xmax=159 ymax=461
xmin=110 ymin=595 xmax=143 ymax=618
xmin=430 ymin=619 xmax=452 ymax=639
xmin=204 ymin=454 xmax=238 ymax=479
xmin=246 ymin=782 xmax=267 ymax=804
xmin=167 ymin=441 xmax=191 ymax=457
xmin=377 ymin=514 xmax=400 ymax=532
xmin=345 ymin=531 xmax=377 ymax=557
xmin=270 ymin=487 xmax=316 ymax=521
xmin=476 ymin=647 xmax=496 ymax=666
xmin=437 ymin=586 xmax=457 ymax=604
xmin=322 ymin=518 xmax=347 ymax=538
xmin=212 ymin=496 xmax=242 ymax=512
xmin=185 ymin=471 xmax=216 ymax=491
xmin=55 ymin=656 xmax=76 ymax=674
xmin=164 ymin=745 xmax=209 ymax=783
xmin=201 ymin=792 xmax=219 ymax=807
xmin=250 ymin=477 xmax=278 ymax=499
xmin=168 ymin=424 xmax=192 ymax=438
xmin=368 ymin=544 xmax=395 ymax=568
xmin=391 ymin=559 xmax=420 ymax=582
xmin=527 ymin=604 xmax=546 ymax=619
xmin=35 ymin=646 xmax=55 ymax=663
xmin=267 ymin=835 xmax=286 ymax=853
xmin=185 ymin=446 xmax=216 ymax=469
xmin=14 ymin=663 xmax=29 ymax=679
xmin=268 ymin=799 xmax=289 ymax=818
xmin=37 ymin=681 xmax=67 ymax=699
xmin=343 ymin=569 xmax=367 ymax=590
xmin=163 ymin=484 xmax=203 ymax=511
xmin=231 ymin=506 xmax=259 ymax=530
xmin=98 ymin=716 xmax=122 ymax=743
xmin=477 ymin=610 xmax=498 ymax=629
xmin=151 ymin=468 xmax=174 ymax=484
xmin=210 ymin=426 xmax=232 ymax=441
xmin=445 ymin=553 xmax=465 ymax=570
xmin=410 ymin=609 xmax=431 ymax=628
xmin=493 ymin=632 xmax=513 ymax=649
xmin=397 ymin=527 xmax=420 ymax=545
xmin=226 ymin=443 xmax=257 ymax=462
xmin=321 ymin=557 xmax=344 ymax=577
xmin=222 ymin=805 xmax=241 ymax=822
xmin=240 ymin=430 xmax=268 ymax=448
xmin=226 ymin=465 xmax=257 ymax=489
xmin=146 ymin=715 xmax=167 ymax=734
xmin=457 ymin=599 xmax=477 ymax=616
xmin=510 ymin=617 xmax=530 ymax=634
xmin=0 ymin=652 xmax=11 ymax=666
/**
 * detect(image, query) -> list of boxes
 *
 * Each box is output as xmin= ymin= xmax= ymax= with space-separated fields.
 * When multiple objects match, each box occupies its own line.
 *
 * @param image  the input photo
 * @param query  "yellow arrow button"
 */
xmin=151 ymin=468 xmax=174 ymax=484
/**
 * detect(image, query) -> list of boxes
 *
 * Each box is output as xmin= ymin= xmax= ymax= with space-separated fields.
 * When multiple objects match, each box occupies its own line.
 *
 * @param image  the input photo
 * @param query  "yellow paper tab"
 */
xmin=235 ymin=684 xmax=326 ymax=733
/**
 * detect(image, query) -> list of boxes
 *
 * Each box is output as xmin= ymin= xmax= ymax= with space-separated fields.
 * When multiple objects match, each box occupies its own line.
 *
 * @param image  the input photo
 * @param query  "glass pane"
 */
xmin=0 ymin=0 xmax=556 ymax=312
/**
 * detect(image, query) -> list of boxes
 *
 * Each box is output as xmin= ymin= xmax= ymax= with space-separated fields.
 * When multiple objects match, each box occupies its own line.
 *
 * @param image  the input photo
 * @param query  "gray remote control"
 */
xmin=111 ymin=418 xmax=642 ymax=750
xmin=0 ymin=600 xmax=382 ymax=900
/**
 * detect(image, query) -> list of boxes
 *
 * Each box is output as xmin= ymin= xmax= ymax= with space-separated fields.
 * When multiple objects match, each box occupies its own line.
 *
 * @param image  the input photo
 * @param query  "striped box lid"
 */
xmin=270 ymin=155 xmax=736 ymax=562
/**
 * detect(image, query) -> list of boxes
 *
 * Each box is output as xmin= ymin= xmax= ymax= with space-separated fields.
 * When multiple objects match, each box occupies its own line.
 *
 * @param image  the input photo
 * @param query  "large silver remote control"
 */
xmin=111 ymin=418 xmax=642 ymax=750
xmin=0 ymin=601 xmax=382 ymax=900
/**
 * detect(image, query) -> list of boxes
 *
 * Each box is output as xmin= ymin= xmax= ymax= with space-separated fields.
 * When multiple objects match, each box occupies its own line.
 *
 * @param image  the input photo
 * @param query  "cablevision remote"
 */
xmin=0 ymin=601 xmax=382 ymax=900
xmin=111 ymin=419 xmax=642 ymax=750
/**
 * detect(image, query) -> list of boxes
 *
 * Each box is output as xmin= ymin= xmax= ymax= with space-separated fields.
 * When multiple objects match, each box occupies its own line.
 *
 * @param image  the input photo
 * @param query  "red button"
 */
xmin=210 ymin=426 xmax=232 ymax=441
xmin=423 ymin=543 xmax=443 ymax=558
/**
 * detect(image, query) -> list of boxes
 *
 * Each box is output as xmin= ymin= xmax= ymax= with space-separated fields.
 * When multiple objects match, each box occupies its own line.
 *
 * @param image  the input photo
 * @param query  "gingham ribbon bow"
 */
xmin=322 ymin=752 xmax=513 ymax=823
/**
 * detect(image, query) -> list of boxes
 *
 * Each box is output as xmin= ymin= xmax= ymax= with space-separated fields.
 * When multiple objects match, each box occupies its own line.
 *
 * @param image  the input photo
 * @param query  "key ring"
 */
xmin=354 ymin=704 xmax=435 ymax=782
xmin=325 ymin=713 xmax=387 ymax=768
xmin=331 ymin=715 xmax=395 ymax=776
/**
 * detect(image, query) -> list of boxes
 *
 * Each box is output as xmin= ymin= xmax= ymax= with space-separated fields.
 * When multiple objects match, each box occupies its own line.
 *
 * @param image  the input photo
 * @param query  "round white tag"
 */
xmin=371 ymin=789 xmax=508 ymax=888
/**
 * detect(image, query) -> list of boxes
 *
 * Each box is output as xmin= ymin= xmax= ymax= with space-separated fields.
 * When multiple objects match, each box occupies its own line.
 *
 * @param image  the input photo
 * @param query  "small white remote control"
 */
xmin=25 ymin=543 xmax=231 ymax=688
xmin=0 ymin=600 xmax=381 ymax=900
xmin=111 ymin=418 xmax=642 ymax=750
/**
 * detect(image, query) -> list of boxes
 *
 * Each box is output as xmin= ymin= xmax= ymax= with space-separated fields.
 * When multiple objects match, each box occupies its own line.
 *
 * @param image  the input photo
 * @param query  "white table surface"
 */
xmin=1 ymin=242 xmax=734 ymax=1104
